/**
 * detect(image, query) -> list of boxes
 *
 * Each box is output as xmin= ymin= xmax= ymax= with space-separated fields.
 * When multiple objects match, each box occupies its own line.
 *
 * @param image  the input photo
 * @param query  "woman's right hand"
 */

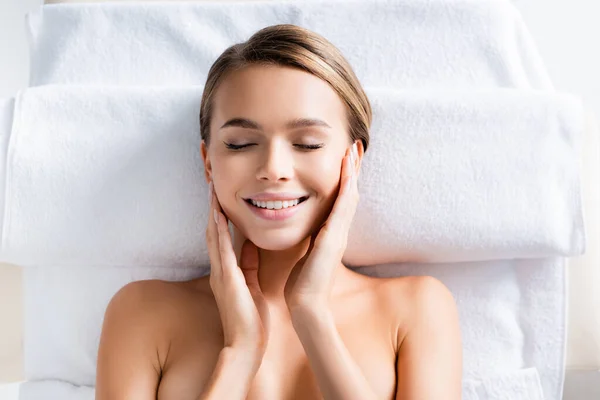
xmin=206 ymin=182 xmax=270 ymax=357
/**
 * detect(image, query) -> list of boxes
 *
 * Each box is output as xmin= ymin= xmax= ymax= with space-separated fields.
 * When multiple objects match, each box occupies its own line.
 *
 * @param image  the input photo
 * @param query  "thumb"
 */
xmin=239 ymin=240 xmax=261 ymax=293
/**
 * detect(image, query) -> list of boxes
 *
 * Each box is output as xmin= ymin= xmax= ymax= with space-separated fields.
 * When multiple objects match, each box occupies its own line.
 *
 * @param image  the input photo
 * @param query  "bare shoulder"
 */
xmin=379 ymin=275 xmax=456 ymax=311
xmin=105 ymin=277 xmax=214 ymax=322
xmin=114 ymin=275 xmax=217 ymax=319
xmin=376 ymin=275 xmax=462 ymax=397
xmin=364 ymin=275 xmax=459 ymax=343
xmin=99 ymin=276 xmax=217 ymax=369
xmin=96 ymin=276 xmax=220 ymax=398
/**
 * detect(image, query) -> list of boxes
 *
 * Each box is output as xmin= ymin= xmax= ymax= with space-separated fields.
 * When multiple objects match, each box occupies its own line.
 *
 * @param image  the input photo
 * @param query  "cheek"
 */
xmin=209 ymin=157 xmax=246 ymax=218
xmin=211 ymin=154 xmax=242 ymax=180
xmin=210 ymin=155 xmax=248 ymax=193
xmin=304 ymin=153 xmax=343 ymax=223
xmin=310 ymin=151 xmax=344 ymax=192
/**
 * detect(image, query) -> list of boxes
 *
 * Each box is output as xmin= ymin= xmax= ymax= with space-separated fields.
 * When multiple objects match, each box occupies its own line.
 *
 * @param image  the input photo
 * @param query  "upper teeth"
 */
xmin=251 ymin=198 xmax=302 ymax=210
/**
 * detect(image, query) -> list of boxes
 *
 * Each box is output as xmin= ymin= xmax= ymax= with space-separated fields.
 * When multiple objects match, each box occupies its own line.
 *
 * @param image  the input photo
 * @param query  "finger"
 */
xmin=328 ymin=148 xmax=358 ymax=231
xmin=206 ymin=182 xmax=224 ymax=280
xmin=299 ymin=232 xmax=316 ymax=263
xmin=212 ymin=186 xmax=227 ymax=220
xmin=254 ymin=292 xmax=270 ymax=344
xmin=308 ymin=230 xmax=318 ymax=253
xmin=239 ymin=240 xmax=270 ymax=341
xmin=215 ymin=203 xmax=240 ymax=278
xmin=347 ymin=145 xmax=360 ymax=214
xmin=315 ymin=148 xmax=352 ymax=235
xmin=239 ymin=240 xmax=261 ymax=293
xmin=348 ymin=143 xmax=360 ymax=195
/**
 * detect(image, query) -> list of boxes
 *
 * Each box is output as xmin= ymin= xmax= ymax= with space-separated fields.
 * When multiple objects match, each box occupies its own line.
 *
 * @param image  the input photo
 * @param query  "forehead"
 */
xmin=211 ymin=65 xmax=347 ymax=131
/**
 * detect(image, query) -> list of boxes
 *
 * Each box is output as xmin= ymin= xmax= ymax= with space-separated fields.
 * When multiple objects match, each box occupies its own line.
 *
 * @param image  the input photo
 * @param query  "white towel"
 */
xmin=26 ymin=0 xmax=554 ymax=90
xmin=20 ymin=258 xmax=562 ymax=399
xmin=0 ymin=86 xmax=585 ymax=268
xmin=0 ymin=98 xmax=14 ymax=235
xmin=464 ymin=368 xmax=545 ymax=400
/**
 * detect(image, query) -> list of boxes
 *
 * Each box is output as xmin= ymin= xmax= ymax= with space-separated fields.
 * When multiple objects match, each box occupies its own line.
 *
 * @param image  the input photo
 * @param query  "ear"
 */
xmin=200 ymin=140 xmax=212 ymax=183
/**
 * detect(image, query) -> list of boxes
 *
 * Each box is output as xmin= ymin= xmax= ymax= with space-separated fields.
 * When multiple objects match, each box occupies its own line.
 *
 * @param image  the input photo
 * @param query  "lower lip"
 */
xmin=244 ymin=198 xmax=307 ymax=221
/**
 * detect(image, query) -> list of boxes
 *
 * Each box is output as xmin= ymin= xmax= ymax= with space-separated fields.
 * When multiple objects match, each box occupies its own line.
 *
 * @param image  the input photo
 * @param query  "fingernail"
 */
xmin=352 ymin=142 xmax=358 ymax=161
xmin=213 ymin=209 xmax=219 ymax=225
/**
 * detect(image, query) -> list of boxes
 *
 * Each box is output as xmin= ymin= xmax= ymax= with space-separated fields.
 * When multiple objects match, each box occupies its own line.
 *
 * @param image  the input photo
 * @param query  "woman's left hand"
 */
xmin=284 ymin=142 xmax=360 ymax=312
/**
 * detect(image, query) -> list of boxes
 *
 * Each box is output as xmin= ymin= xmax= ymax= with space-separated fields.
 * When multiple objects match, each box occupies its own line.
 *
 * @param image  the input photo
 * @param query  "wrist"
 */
xmin=286 ymin=295 xmax=329 ymax=316
xmin=198 ymin=346 xmax=263 ymax=399
xmin=290 ymin=304 xmax=332 ymax=330
xmin=222 ymin=346 xmax=264 ymax=371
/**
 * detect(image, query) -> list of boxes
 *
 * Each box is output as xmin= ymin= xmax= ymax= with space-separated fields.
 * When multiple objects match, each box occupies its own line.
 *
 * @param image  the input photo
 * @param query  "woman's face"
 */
xmin=201 ymin=64 xmax=354 ymax=251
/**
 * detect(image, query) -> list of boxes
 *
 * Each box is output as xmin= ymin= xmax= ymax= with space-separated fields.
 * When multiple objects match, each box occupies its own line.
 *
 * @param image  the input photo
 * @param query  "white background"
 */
xmin=0 ymin=0 xmax=599 ymax=395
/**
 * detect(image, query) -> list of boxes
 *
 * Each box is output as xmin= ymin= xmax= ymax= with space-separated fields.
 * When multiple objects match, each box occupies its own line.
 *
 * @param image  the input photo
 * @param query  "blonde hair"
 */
xmin=199 ymin=24 xmax=372 ymax=152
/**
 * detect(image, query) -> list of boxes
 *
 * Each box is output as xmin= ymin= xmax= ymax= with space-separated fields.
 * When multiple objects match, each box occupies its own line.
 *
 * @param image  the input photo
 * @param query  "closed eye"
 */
xmin=224 ymin=143 xmax=254 ymax=150
xmin=295 ymin=144 xmax=324 ymax=150
xmin=223 ymin=142 xmax=324 ymax=151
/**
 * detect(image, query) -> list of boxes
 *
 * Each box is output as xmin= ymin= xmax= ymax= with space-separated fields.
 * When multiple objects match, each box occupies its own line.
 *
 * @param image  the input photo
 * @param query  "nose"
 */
xmin=256 ymin=140 xmax=294 ymax=182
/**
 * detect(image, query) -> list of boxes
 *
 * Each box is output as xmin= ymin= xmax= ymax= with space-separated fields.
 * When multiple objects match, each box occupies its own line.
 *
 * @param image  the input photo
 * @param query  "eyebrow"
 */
xmin=219 ymin=117 xmax=332 ymax=131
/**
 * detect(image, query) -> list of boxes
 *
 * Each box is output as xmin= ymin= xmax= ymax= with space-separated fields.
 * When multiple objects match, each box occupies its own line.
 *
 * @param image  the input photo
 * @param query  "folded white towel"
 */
xmin=26 ymin=0 xmax=553 ymax=90
xmin=20 ymin=258 xmax=563 ymax=399
xmin=0 ymin=86 xmax=585 ymax=267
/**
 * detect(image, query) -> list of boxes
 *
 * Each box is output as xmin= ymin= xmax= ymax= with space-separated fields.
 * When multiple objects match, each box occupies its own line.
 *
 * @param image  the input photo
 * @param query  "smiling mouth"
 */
xmin=244 ymin=196 xmax=309 ymax=210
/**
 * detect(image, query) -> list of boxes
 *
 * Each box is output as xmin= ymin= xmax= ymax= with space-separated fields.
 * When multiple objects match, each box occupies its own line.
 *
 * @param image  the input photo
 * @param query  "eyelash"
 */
xmin=224 ymin=143 xmax=324 ymax=151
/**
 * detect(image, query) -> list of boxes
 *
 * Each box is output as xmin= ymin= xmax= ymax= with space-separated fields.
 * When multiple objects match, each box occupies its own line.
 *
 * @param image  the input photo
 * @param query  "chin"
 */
xmin=245 ymin=230 xmax=309 ymax=252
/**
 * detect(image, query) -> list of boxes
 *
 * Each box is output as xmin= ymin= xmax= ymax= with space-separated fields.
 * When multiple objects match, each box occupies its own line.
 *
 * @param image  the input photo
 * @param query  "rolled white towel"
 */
xmin=0 ymin=86 xmax=585 ymax=267
xmin=0 ymin=98 xmax=15 ymax=233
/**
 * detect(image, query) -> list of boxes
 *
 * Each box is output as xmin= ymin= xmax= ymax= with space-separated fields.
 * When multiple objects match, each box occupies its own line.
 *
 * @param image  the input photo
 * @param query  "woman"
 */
xmin=96 ymin=24 xmax=462 ymax=400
